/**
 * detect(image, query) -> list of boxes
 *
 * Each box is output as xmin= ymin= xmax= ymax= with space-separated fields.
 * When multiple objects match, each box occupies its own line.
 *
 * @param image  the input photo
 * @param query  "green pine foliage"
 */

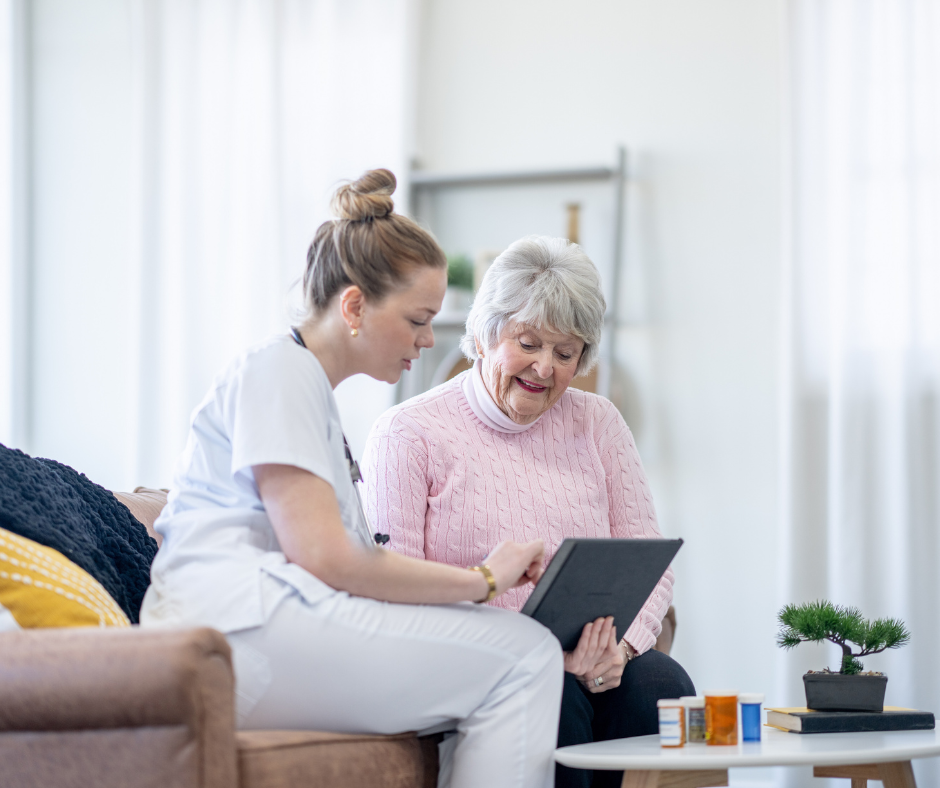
xmin=777 ymin=600 xmax=910 ymax=674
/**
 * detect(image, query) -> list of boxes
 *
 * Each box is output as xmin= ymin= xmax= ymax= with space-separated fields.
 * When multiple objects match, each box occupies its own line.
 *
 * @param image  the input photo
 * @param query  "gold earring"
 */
xmin=351 ymin=328 xmax=359 ymax=338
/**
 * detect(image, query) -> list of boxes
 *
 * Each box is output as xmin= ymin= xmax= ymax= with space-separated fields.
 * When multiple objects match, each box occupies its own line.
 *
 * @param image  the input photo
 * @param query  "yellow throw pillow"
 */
xmin=0 ymin=527 xmax=130 ymax=628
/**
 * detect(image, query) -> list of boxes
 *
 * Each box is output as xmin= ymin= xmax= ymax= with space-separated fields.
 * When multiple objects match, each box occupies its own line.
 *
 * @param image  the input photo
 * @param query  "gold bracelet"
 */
xmin=470 ymin=565 xmax=497 ymax=603
xmin=620 ymin=638 xmax=637 ymax=663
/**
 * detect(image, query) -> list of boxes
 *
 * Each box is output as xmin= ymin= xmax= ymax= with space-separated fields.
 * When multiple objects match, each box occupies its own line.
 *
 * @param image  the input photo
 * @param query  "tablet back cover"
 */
xmin=520 ymin=538 xmax=682 ymax=651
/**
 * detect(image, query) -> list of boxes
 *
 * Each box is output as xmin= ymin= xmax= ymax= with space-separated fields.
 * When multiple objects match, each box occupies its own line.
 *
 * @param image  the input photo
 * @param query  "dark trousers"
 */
xmin=556 ymin=649 xmax=695 ymax=788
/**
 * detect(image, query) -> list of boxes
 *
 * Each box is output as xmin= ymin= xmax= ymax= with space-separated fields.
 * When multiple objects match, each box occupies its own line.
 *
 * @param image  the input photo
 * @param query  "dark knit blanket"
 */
xmin=0 ymin=444 xmax=158 ymax=623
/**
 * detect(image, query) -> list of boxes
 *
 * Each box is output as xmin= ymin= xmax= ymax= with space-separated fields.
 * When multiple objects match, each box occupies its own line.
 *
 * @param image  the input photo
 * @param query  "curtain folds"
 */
xmin=785 ymin=3 xmax=940 ymax=786
xmin=127 ymin=0 xmax=414 ymax=484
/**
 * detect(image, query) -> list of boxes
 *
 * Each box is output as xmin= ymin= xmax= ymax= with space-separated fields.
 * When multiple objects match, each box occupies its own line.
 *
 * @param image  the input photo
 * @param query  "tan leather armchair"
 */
xmin=0 ymin=627 xmax=237 ymax=788
xmin=0 ymin=624 xmax=439 ymax=788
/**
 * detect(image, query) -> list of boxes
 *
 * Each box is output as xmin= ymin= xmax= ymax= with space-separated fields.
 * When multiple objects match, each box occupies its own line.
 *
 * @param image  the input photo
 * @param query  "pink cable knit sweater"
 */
xmin=361 ymin=369 xmax=673 ymax=654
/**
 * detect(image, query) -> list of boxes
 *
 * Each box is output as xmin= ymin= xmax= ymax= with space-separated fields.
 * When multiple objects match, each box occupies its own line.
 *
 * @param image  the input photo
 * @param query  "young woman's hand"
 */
xmin=483 ymin=539 xmax=546 ymax=596
xmin=564 ymin=617 xmax=627 ymax=693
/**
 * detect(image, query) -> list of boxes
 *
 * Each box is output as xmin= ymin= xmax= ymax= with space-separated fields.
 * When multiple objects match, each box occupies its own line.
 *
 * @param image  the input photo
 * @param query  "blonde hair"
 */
xmin=301 ymin=169 xmax=446 ymax=316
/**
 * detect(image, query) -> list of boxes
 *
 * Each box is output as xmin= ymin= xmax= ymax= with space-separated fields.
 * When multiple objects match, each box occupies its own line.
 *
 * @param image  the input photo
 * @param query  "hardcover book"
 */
xmin=766 ymin=706 xmax=935 ymax=734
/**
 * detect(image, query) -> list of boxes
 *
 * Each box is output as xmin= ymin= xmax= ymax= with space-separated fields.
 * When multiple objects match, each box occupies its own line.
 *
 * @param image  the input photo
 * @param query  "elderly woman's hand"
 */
xmin=564 ymin=617 xmax=628 ymax=693
xmin=484 ymin=539 xmax=546 ymax=595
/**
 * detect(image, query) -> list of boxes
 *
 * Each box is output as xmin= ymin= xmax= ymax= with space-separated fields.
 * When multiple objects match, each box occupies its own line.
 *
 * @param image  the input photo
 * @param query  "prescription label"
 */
xmin=658 ymin=706 xmax=684 ymax=747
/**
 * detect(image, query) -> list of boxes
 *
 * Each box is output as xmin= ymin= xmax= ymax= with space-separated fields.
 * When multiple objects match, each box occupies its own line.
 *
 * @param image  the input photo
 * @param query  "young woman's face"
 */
xmin=479 ymin=321 xmax=585 ymax=424
xmin=360 ymin=266 xmax=447 ymax=384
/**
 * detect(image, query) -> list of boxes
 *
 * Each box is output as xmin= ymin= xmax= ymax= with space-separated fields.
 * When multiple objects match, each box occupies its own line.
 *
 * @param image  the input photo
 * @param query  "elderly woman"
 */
xmin=363 ymin=236 xmax=693 ymax=788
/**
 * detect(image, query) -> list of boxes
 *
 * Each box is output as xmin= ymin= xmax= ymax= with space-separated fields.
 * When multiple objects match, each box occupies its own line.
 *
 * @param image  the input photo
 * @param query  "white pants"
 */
xmin=227 ymin=578 xmax=564 ymax=788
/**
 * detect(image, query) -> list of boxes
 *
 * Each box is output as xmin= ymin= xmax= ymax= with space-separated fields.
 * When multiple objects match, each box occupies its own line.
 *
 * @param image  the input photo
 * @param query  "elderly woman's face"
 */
xmin=479 ymin=322 xmax=585 ymax=424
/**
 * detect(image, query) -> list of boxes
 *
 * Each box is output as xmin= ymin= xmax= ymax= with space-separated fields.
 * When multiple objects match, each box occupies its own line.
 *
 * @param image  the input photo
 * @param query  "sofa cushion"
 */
xmin=236 ymin=730 xmax=439 ymax=788
xmin=0 ymin=444 xmax=158 ymax=622
xmin=0 ymin=527 xmax=130 ymax=627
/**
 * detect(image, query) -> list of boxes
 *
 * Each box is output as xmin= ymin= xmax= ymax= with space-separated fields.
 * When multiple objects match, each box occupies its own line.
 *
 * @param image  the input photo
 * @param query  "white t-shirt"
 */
xmin=140 ymin=335 xmax=370 ymax=634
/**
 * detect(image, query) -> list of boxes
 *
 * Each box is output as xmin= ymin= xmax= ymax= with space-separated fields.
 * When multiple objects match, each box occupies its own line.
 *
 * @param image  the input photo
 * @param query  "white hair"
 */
xmin=460 ymin=236 xmax=606 ymax=376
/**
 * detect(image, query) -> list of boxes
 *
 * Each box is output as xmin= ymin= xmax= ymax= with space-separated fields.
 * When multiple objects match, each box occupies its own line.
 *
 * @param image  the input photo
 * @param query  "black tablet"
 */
xmin=520 ymin=538 xmax=683 ymax=651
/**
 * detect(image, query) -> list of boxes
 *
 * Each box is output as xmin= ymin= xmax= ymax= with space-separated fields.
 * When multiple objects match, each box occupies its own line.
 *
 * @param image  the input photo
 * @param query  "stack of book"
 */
xmin=766 ymin=707 xmax=935 ymax=734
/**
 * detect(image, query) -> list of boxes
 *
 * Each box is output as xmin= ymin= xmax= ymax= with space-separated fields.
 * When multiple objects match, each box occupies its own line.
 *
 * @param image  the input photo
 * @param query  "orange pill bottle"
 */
xmin=704 ymin=691 xmax=738 ymax=745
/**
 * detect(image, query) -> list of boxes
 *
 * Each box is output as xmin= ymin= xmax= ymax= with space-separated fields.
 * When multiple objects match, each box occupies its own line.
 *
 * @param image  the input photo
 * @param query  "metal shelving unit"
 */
xmin=399 ymin=147 xmax=627 ymax=403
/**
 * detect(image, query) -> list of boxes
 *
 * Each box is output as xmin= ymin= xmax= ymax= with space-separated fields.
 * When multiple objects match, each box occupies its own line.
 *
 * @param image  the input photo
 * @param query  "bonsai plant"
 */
xmin=777 ymin=600 xmax=910 ymax=712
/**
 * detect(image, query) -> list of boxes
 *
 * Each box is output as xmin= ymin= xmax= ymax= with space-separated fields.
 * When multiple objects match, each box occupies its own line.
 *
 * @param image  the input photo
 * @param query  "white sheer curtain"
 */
xmin=127 ymin=0 xmax=415 ymax=485
xmin=784 ymin=2 xmax=940 ymax=785
xmin=0 ymin=0 xmax=12 ymax=447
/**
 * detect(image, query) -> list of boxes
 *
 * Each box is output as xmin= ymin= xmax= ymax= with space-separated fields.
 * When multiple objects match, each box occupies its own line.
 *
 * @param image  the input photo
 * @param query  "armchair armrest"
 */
xmin=654 ymin=605 xmax=676 ymax=655
xmin=0 ymin=627 xmax=236 ymax=788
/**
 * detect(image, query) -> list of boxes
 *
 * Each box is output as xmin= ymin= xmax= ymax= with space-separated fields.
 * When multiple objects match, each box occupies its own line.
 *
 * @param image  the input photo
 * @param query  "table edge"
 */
xmin=555 ymin=741 xmax=940 ymax=771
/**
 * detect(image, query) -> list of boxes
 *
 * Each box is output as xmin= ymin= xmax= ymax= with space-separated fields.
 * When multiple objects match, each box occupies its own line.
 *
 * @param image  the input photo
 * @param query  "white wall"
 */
xmin=415 ymin=0 xmax=786 ymax=721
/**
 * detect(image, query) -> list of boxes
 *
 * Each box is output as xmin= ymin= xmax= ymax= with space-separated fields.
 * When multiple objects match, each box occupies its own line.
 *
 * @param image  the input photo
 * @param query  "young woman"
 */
xmin=140 ymin=170 xmax=564 ymax=788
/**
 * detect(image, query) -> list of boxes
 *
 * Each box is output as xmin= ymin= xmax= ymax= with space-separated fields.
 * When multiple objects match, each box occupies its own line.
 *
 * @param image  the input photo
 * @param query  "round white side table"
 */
xmin=555 ymin=728 xmax=940 ymax=788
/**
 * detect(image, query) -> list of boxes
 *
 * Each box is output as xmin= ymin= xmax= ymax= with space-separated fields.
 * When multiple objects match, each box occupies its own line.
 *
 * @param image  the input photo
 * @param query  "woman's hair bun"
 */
xmin=331 ymin=168 xmax=397 ymax=221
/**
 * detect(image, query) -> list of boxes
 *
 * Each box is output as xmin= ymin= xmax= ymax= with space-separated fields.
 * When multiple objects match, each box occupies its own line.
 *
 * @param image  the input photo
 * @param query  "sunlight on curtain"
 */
xmin=784 ymin=2 xmax=940 ymax=785
xmin=127 ymin=0 xmax=415 ymax=485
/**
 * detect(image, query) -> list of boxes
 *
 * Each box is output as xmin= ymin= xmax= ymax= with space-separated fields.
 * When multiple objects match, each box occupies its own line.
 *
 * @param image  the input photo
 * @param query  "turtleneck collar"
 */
xmin=461 ymin=359 xmax=543 ymax=434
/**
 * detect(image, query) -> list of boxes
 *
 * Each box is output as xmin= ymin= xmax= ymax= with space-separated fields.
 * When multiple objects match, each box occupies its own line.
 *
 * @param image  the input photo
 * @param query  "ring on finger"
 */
xmin=593 ymin=676 xmax=604 ymax=687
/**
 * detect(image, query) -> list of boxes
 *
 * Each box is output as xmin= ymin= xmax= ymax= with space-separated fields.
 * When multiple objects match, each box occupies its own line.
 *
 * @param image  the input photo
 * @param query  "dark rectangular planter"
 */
xmin=803 ymin=672 xmax=888 ymax=712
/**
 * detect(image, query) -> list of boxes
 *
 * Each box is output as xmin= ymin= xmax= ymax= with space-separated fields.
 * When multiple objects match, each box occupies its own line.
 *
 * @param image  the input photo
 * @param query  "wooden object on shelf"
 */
xmin=567 ymin=203 xmax=581 ymax=244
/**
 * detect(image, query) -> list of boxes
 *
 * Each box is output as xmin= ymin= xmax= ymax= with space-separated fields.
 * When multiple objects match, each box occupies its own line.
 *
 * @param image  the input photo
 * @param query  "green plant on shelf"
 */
xmin=447 ymin=255 xmax=474 ymax=291
xmin=776 ymin=600 xmax=910 ymax=675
